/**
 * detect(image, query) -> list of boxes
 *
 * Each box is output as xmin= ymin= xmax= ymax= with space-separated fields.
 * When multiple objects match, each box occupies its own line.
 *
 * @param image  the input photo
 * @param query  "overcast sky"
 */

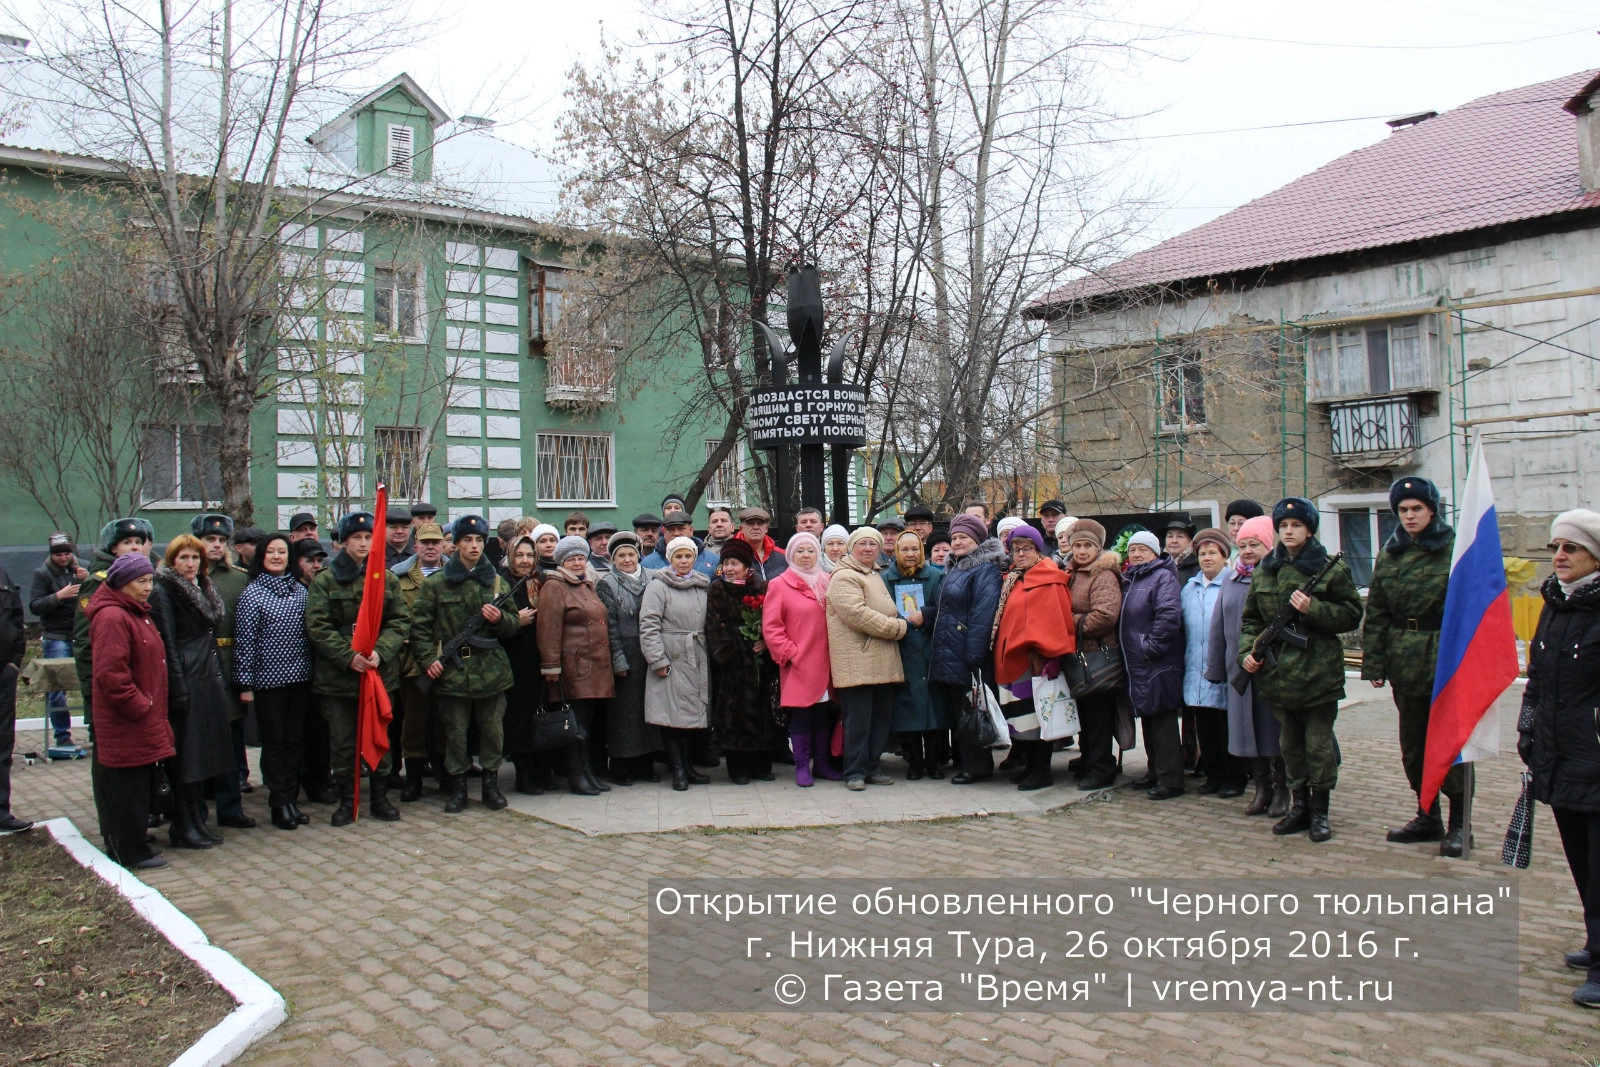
xmin=10 ymin=0 xmax=1596 ymax=256
xmin=382 ymin=0 xmax=1599 ymax=254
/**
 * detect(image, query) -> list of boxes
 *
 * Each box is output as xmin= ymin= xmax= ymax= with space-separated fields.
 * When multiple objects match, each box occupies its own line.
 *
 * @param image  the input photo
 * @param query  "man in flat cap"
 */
xmin=1036 ymin=500 xmax=1067 ymax=554
xmin=408 ymin=514 xmax=521 ymax=813
xmin=905 ymin=504 xmax=936 ymax=546
xmin=304 ymin=511 xmax=409 ymax=825
xmin=736 ymin=506 xmax=788 ymax=580
xmin=587 ymin=521 xmax=618 ymax=574
xmin=288 ymin=512 xmax=320 ymax=543
xmin=1361 ymin=476 xmax=1468 ymax=855
xmin=633 ymin=513 xmax=663 ymax=560
xmin=644 ymin=510 xmax=718 ymax=576
xmin=392 ymin=522 xmax=449 ymax=801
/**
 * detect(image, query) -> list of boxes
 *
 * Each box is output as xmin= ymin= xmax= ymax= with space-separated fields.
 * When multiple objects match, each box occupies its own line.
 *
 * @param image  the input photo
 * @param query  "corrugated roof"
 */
xmin=0 ymin=49 xmax=567 ymax=224
xmin=1040 ymin=69 xmax=1600 ymax=308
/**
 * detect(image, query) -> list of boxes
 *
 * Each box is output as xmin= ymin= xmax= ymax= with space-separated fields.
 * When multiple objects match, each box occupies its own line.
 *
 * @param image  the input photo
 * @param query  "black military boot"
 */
xmin=1386 ymin=800 xmax=1444 ymax=843
xmin=1439 ymin=797 xmax=1473 ymax=857
xmin=330 ymin=780 xmax=357 ymax=826
xmin=443 ymin=775 xmax=469 ymax=814
xmin=1308 ymin=788 xmax=1333 ymax=843
xmin=270 ymin=805 xmax=299 ymax=831
xmin=368 ymin=775 xmax=400 ymax=822
xmin=1272 ymin=787 xmax=1311 ymax=835
xmin=401 ymin=758 xmax=427 ymax=802
xmin=481 ymin=767 xmax=509 ymax=811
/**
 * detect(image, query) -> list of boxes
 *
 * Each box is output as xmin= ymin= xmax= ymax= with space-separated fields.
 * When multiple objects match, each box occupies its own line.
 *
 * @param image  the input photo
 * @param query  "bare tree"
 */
xmin=9 ymin=0 xmax=435 ymax=523
xmin=0 ymin=189 xmax=180 ymax=535
xmin=560 ymin=0 xmax=891 ymax=519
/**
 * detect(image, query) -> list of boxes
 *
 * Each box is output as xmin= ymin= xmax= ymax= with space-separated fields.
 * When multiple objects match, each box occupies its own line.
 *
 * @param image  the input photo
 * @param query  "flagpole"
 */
xmin=1459 ymin=762 xmax=1474 ymax=861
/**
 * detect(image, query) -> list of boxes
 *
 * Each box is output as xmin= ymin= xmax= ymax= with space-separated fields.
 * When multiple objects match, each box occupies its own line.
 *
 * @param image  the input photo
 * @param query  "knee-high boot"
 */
xmin=792 ymin=728 xmax=814 ymax=787
xmin=811 ymin=718 xmax=843 ymax=781
xmin=166 ymin=775 xmax=213 ymax=850
xmin=565 ymin=741 xmax=603 ymax=796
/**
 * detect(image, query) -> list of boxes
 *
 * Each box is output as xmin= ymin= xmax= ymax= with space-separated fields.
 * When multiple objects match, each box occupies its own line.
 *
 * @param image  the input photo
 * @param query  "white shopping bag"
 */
xmin=1032 ymin=672 xmax=1080 ymax=741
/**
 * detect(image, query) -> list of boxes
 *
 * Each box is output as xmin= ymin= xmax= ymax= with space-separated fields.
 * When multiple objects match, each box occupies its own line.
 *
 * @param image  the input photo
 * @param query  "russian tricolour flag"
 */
xmin=1420 ymin=435 xmax=1520 ymax=810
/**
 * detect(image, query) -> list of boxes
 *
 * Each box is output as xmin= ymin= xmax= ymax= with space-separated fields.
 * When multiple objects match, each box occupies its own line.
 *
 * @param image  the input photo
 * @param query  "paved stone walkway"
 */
xmin=9 ymin=686 xmax=1598 ymax=1066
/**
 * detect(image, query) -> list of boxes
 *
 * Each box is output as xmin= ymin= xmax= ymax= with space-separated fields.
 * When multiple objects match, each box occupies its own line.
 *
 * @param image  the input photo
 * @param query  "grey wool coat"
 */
xmin=1202 ymin=566 xmax=1281 ymax=759
xmin=638 ymin=568 xmax=711 ymax=729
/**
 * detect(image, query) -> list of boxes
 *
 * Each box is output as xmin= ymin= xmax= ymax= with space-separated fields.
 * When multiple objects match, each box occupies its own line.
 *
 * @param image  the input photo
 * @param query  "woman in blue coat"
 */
xmin=1181 ymin=529 xmax=1247 ymax=798
xmin=888 ymin=531 xmax=946 ymax=778
xmin=928 ymin=514 xmax=1007 ymax=784
xmin=1119 ymin=531 xmax=1186 ymax=800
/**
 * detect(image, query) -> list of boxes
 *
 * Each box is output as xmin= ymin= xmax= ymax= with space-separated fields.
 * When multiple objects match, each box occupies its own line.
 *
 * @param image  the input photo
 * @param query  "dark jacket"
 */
xmin=1172 ymin=550 xmax=1200 ymax=588
xmin=206 ymin=556 xmax=249 ymax=721
xmin=1239 ymin=539 xmax=1363 ymax=709
xmin=149 ymin=568 xmax=235 ymax=783
xmin=84 ymin=583 xmax=174 ymax=769
xmin=232 ymin=573 xmax=312 ymax=691
xmin=407 ymin=556 xmax=522 ymax=698
xmin=705 ymin=576 xmax=781 ymax=752
xmin=72 ymin=548 xmax=120 ymax=690
xmin=30 ymin=556 xmax=85 ymax=640
xmin=928 ymin=538 xmax=1007 ymax=685
xmin=0 ymin=565 xmax=22 ymax=680
xmin=1523 ymin=576 xmax=1600 ymax=811
xmin=1361 ymin=519 xmax=1454 ymax=697
xmin=890 ymin=564 xmax=947 ymax=732
xmin=1119 ymin=554 xmax=1184 ymax=717
xmin=304 ymin=550 xmax=409 ymax=697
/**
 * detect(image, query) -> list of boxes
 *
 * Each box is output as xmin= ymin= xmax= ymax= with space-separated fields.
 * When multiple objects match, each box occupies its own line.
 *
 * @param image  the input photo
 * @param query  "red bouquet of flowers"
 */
xmin=739 ymin=593 xmax=765 ymax=643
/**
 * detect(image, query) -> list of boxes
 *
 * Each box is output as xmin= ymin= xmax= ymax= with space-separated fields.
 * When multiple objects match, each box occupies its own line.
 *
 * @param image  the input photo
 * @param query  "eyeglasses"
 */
xmin=1550 ymin=541 xmax=1590 ymax=555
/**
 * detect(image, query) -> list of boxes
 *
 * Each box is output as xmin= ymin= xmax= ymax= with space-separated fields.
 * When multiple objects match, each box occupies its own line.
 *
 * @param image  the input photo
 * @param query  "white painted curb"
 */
xmin=41 ymin=818 xmax=287 ymax=1067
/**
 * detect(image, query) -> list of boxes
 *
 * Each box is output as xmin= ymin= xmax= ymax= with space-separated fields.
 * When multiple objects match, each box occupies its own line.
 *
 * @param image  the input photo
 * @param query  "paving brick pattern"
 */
xmin=11 ymin=688 xmax=1599 ymax=1066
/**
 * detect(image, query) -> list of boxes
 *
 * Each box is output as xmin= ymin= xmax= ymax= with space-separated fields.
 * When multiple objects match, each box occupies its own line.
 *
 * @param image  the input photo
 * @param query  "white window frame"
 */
xmin=535 ymin=431 xmax=615 ymax=506
xmin=705 ymin=438 xmax=744 ymax=508
xmin=1157 ymin=348 xmax=1206 ymax=434
xmin=140 ymin=423 xmax=225 ymax=509
xmin=374 ymin=264 xmax=426 ymax=342
xmin=373 ymin=425 xmax=429 ymax=502
xmin=386 ymin=123 xmax=414 ymax=177
xmin=1308 ymin=317 xmax=1437 ymax=401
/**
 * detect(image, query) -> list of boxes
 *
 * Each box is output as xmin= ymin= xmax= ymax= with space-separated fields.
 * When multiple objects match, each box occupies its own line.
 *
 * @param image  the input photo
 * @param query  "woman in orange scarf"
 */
xmin=991 ymin=525 xmax=1076 ymax=790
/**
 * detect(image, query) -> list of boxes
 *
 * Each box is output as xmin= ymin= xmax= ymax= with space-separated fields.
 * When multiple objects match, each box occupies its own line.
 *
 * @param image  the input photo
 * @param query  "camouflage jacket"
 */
xmin=393 ymin=556 xmax=443 ymax=679
xmin=304 ymin=550 xmax=408 ymax=697
xmin=1239 ymin=539 xmax=1364 ymax=709
xmin=1361 ymin=521 xmax=1454 ymax=697
xmin=207 ymin=555 xmax=249 ymax=720
xmin=406 ymin=556 xmax=522 ymax=699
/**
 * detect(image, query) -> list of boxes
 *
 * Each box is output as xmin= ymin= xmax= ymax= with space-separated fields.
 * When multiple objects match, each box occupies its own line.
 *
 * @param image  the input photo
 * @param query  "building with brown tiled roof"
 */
xmin=1033 ymin=68 xmax=1600 ymax=585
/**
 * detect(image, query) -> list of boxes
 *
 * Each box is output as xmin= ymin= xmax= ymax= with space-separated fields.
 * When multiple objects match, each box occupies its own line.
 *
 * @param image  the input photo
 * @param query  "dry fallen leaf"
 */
xmin=35 ymin=937 xmax=53 ymax=945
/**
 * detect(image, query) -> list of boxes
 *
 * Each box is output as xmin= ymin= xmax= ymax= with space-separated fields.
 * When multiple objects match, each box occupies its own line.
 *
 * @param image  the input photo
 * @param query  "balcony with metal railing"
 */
xmin=544 ymin=342 xmax=618 ymax=407
xmin=1327 ymin=395 xmax=1418 ymax=468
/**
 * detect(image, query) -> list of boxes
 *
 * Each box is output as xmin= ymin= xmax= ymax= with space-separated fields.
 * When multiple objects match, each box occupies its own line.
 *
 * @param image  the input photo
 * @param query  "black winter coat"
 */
xmin=1119 ymin=554 xmax=1185 ymax=718
xmin=928 ymin=539 xmax=1007 ymax=686
xmin=149 ymin=569 xmax=235 ymax=784
xmin=0 ymin=564 xmax=24 ymax=682
xmin=705 ymin=577 xmax=780 ymax=753
xmin=1523 ymin=576 xmax=1600 ymax=812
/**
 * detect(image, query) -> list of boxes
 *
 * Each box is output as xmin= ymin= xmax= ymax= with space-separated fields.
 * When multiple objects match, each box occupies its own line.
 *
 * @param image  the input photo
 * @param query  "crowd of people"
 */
xmin=3 ymin=482 xmax=1600 ymax=1005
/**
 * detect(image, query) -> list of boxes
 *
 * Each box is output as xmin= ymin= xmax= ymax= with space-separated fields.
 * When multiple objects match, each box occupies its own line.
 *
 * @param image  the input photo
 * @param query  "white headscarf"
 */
xmin=820 ymin=524 xmax=849 ymax=573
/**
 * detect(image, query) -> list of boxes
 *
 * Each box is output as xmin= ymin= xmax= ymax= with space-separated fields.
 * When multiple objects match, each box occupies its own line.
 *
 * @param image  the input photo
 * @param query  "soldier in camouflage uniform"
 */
xmin=392 ymin=521 xmax=448 ymax=801
xmin=1241 ymin=497 xmax=1363 ymax=843
xmin=304 ymin=512 xmax=409 ymax=826
xmin=407 ymin=515 xmax=521 ymax=814
xmin=1361 ymin=476 xmax=1468 ymax=855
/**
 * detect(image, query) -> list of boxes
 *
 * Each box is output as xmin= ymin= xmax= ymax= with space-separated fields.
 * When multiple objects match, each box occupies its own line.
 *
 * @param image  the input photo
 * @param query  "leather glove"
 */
xmin=1517 ymin=730 xmax=1533 ymax=766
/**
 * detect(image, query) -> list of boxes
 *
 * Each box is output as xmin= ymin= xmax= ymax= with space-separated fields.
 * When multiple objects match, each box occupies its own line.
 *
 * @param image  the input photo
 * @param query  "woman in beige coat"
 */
xmin=826 ymin=527 xmax=908 ymax=789
xmin=639 ymin=537 xmax=712 ymax=790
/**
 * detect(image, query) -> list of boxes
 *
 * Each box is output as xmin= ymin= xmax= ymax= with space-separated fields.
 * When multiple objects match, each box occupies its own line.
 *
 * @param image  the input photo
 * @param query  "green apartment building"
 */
xmin=0 ymin=49 xmax=738 ymax=543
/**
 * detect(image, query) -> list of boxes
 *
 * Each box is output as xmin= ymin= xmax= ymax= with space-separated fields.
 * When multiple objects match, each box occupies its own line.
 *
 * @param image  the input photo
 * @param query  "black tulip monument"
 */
xmin=752 ymin=266 xmax=868 ymax=528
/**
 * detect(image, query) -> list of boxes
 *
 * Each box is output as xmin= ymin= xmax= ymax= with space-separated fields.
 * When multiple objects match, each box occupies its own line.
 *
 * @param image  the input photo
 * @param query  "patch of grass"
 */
xmin=0 ymin=832 xmax=235 ymax=1066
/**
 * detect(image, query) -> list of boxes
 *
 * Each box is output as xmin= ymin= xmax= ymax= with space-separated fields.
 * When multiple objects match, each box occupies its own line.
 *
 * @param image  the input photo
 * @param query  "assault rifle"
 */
xmin=1233 ymin=551 xmax=1343 ymax=695
xmin=416 ymin=574 xmax=531 ymax=693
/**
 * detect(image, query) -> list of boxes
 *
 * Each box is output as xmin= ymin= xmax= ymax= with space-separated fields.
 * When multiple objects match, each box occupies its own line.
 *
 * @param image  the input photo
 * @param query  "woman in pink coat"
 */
xmin=763 ymin=532 xmax=841 ymax=786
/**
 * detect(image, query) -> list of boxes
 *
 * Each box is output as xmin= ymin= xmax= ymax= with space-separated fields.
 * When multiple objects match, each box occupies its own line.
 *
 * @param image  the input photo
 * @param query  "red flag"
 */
xmin=350 ymin=484 xmax=395 ymax=818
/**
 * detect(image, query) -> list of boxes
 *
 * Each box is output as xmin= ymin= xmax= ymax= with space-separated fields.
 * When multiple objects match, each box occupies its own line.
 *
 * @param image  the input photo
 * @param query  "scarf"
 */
xmin=551 ymin=564 xmax=589 ymax=586
xmin=893 ymin=532 xmax=926 ymax=578
xmin=1560 ymin=570 xmax=1600 ymax=598
xmin=609 ymin=561 xmax=650 ymax=596
xmin=655 ymin=567 xmax=710 ymax=591
xmin=1234 ymin=557 xmax=1258 ymax=579
xmin=785 ymin=532 xmax=830 ymax=597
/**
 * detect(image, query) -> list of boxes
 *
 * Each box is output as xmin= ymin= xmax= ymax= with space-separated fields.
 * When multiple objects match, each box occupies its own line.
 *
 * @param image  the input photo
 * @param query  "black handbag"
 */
xmin=955 ymin=675 xmax=1002 ymax=749
xmin=1063 ymin=644 xmax=1126 ymax=698
xmin=531 ymin=682 xmax=587 ymax=752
